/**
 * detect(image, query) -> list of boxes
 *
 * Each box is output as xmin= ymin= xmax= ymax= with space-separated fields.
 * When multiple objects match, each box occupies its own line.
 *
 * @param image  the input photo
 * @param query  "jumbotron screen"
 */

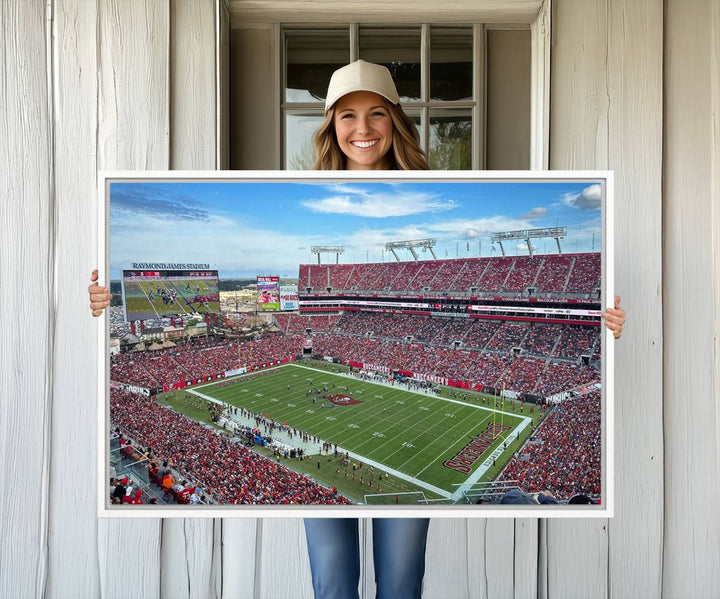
xmin=122 ymin=269 xmax=220 ymax=321
xmin=257 ymin=276 xmax=280 ymax=311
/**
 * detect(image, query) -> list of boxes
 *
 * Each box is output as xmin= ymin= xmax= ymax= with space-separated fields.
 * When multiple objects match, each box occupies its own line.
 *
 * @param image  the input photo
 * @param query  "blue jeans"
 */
xmin=304 ymin=518 xmax=430 ymax=599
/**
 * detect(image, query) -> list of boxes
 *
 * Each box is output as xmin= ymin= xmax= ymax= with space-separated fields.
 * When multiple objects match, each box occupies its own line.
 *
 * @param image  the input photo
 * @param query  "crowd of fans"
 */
xmin=535 ymin=255 xmax=574 ymax=293
xmin=485 ymin=322 xmax=529 ymax=352
xmin=555 ymin=326 xmax=600 ymax=360
xmin=477 ymin=257 xmax=515 ymax=290
xmin=111 ymin=314 xmax=600 ymax=396
xmin=497 ymin=358 xmax=547 ymax=392
xmin=387 ymin=261 xmax=424 ymax=290
xmin=274 ymin=314 xmax=341 ymax=334
xmin=298 ymin=253 xmax=601 ymax=296
xmin=504 ymin=256 xmax=543 ymax=291
xmin=107 ymin=256 xmax=604 ymax=506
xmin=521 ymin=324 xmax=563 ymax=356
xmin=109 ymin=388 xmax=349 ymax=505
xmin=566 ymin=253 xmax=601 ymax=292
xmin=534 ymin=362 xmax=599 ymax=397
xmin=500 ymin=390 xmax=601 ymax=499
xmin=111 ymin=335 xmax=304 ymax=387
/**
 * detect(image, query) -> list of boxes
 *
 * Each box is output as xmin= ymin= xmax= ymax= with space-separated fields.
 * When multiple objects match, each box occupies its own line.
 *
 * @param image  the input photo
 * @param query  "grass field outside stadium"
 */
xmin=173 ymin=361 xmax=538 ymax=502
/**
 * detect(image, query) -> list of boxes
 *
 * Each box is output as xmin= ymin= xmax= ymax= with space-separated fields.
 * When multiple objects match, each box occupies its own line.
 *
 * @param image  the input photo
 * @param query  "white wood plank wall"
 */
xmin=164 ymin=2 xmax=222 ymax=599
xmin=663 ymin=1 xmax=720 ymax=596
xmin=48 ymin=1 xmax=102 ymax=596
xmin=1 ymin=0 xmax=718 ymax=597
xmin=95 ymin=0 xmax=169 ymax=596
xmin=549 ymin=2 xmax=664 ymax=598
xmin=0 ymin=2 xmax=53 ymax=598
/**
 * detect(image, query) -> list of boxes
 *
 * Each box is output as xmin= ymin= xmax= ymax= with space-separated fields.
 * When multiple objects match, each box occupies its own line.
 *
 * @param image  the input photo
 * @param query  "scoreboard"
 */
xmin=121 ymin=266 xmax=220 ymax=322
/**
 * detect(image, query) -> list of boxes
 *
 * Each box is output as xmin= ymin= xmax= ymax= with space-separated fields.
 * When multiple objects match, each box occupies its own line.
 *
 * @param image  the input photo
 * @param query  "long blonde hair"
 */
xmin=312 ymin=101 xmax=430 ymax=170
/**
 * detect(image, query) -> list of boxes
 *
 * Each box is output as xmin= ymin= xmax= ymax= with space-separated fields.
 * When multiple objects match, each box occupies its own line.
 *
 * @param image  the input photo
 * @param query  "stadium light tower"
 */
xmin=384 ymin=239 xmax=437 ymax=262
xmin=311 ymin=246 xmax=345 ymax=264
xmin=490 ymin=227 xmax=567 ymax=258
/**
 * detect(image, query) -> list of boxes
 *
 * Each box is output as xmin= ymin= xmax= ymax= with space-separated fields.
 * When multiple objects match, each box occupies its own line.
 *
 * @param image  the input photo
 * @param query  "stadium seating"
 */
xmin=520 ymin=323 xmax=563 ymax=357
xmin=485 ymin=322 xmax=530 ymax=352
xmin=298 ymin=252 xmax=601 ymax=297
xmin=535 ymin=255 xmax=573 ymax=293
xmin=504 ymin=256 xmax=542 ymax=292
xmin=566 ymin=253 xmax=601 ymax=293
xmin=500 ymin=391 xmax=601 ymax=499
xmin=108 ymin=251 xmax=606 ymax=507
xmin=110 ymin=387 xmax=349 ymax=505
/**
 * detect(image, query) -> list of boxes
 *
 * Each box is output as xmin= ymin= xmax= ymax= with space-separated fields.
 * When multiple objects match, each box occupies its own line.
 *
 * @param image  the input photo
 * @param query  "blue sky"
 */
xmin=110 ymin=179 xmax=604 ymax=279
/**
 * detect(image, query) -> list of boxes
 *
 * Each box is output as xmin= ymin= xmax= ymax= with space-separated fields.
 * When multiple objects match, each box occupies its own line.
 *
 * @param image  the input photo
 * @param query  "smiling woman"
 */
xmin=311 ymin=60 xmax=430 ymax=171
xmin=87 ymin=59 xmax=625 ymax=599
xmin=333 ymin=91 xmax=394 ymax=170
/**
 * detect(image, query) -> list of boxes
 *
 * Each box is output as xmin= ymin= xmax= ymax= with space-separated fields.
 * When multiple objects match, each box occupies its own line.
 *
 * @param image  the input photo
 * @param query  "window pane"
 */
xmin=359 ymin=28 xmax=421 ymax=102
xmin=486 ymin=29 xmax=530 ymax=169
xmin=402 ymin=109 xmax=423 ymax=149
xmin=286 ymin=30 xmax=349 ymax=103
xmin=429 ymin=109 xmax=472 ymax=170
xmin=430 ymin=27 xmax=473 ymax=101
xmin=285 ymin=112 xmax=324 ymax=169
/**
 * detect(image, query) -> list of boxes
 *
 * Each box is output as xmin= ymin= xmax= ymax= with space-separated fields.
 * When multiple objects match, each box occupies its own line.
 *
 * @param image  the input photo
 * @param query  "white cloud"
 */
xmin=521 ymin=207 xmax=548 ymax=219
xmin=515 ymin=243 xmax=538 ymax=251
xmin=111 ymin=214 xmax=323 ymax=277
xmin=302 ymin=187 xmax=456 ymax=217
xmin=428 ymin=216 xmax=535 ymax=236
xmin=562 ymin=184 xmax=602 ymax=209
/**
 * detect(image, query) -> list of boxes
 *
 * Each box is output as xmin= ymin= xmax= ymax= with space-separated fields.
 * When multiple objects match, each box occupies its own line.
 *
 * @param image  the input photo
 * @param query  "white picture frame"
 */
xmin=97 ymin=170 xmax=614 ymax=518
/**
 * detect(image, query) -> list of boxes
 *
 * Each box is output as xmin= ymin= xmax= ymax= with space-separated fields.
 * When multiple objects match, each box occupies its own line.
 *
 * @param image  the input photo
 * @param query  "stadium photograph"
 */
xmin=105 ymin=174 xmax=609 ymax=512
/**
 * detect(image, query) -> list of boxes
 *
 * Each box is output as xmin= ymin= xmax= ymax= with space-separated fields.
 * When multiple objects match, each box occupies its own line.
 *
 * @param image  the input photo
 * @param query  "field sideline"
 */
xmin=188 ymin=362 xmax=531 ymax=498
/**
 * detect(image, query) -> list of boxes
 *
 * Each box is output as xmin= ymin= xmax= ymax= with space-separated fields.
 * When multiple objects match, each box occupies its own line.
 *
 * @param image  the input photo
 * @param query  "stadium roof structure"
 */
xmin=311 ymin=245 xmax=345 ymax=264
xmin=491 ymin=227 xmax=567 ymax=258
xmin=385 ymin=238 xmax=437 ymax=261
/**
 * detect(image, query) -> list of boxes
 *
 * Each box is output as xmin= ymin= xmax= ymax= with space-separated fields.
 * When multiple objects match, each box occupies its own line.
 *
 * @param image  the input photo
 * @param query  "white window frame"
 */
xmin=230 ymin=0 xmax=550 ymax=171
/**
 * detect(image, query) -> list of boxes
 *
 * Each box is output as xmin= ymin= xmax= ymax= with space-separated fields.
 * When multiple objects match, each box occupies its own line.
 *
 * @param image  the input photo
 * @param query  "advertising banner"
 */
xmin=257 ymin=276 xmax=280 ymax=311
xmin=280 ymin=285 xmax=299 ymax=311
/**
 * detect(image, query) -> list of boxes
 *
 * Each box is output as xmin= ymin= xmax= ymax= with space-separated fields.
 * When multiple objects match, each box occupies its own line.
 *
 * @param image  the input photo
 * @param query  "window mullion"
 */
xmin=473 ymin=23 xmax=485 ymax=170
xmin=280 ymin=25 xmax=287 ymax=169
xmin=421 ymin=23 xmax=430 ymax=154
xmin=350 ymin=23 xmax=359 ymax=61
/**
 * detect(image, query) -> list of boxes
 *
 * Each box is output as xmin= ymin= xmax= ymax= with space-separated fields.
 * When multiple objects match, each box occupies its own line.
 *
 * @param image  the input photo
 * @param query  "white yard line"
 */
xmin=449 ymin=417 xmax=532 ymax=502
xmin=188 ymin=381 xmax=452 ymax=499
xmin=187 ymin=362 xmax=534 ymax=502
xmin=396 ymin=408 xmax=493 ymax=473
xmin=138 ymin=282 xmax=161 ymax=319
xmin=338 ymin=450 xmax=451 ymax=499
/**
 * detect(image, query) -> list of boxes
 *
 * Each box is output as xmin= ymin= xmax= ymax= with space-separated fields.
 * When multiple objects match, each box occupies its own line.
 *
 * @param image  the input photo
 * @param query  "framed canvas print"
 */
xmin=97 ymin=170 xmax=614 ymax=518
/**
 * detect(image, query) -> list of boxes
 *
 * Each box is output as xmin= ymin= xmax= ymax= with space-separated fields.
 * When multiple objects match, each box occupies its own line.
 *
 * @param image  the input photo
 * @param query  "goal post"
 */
xmin=492 ymin=383 xmax=506 ymax=440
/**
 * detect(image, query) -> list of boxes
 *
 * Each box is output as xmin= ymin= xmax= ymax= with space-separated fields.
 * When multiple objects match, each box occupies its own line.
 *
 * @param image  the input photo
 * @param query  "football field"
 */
xmin=190 ymin=362 xmax=531 ymax=498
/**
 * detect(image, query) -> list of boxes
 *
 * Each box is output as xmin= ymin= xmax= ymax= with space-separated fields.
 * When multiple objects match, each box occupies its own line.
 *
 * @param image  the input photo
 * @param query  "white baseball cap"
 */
xmin=324 ymin=60 xmax=400 ymax=112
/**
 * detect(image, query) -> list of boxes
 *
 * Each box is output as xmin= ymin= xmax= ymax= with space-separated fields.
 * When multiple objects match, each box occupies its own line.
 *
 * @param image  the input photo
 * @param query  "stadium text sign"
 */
xmin=132 ymin=262 xmax=210 ymax=269
xmin=443 ymin=429 xmax=510 ymax=474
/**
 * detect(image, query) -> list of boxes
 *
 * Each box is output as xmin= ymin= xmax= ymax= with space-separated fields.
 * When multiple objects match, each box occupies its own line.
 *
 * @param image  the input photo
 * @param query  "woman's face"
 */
xmin=333 ymin=91 xmax=394 ymax=170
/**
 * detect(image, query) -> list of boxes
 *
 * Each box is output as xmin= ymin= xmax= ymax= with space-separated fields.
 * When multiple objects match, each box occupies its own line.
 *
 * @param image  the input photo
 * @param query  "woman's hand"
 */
xmin=602 ymin=295 xmax=625 ymax=339
xmin=89 ymin=269 xmax=112 ymax=316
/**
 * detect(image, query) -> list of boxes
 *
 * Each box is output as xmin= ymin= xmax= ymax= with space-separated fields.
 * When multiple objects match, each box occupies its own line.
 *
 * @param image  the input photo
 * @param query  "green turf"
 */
xmin=190 ymin=361 xmax=532 ymax=496
xmin=156 ymin=391 xmax=226 ymax=433
xmin=252 ymin=447 xmax=444 ymax=504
